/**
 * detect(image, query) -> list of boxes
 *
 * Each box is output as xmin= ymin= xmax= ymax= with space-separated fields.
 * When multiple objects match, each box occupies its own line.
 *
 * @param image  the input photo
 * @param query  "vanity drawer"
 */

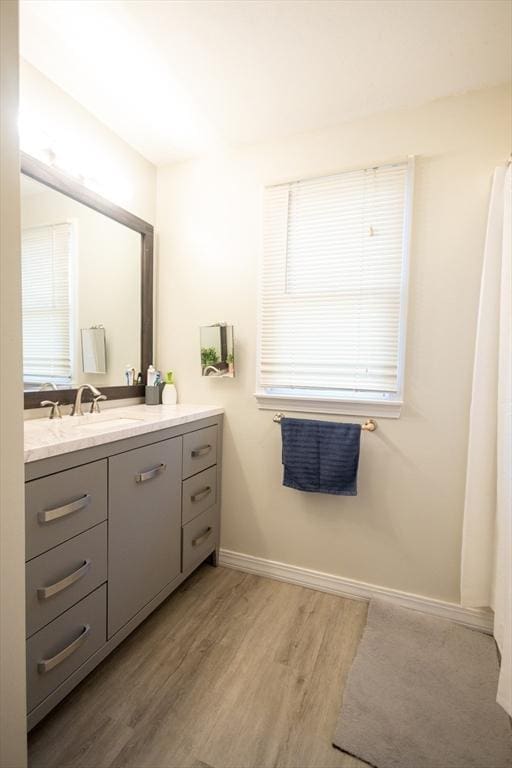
xmin=182 ymin=425 xmax=218 ymax=479
xmin=182 ymin=466 xmax=217 ymax=525
xmin=27 ymin=584 xmax=106 ymax=712
xmin=26 ymin=522 xmax=107 ymax=638
xmin=26 ymin=460 xmax=108 ymax=561
xmin=182 ymin=505 xmax=218 ymax=573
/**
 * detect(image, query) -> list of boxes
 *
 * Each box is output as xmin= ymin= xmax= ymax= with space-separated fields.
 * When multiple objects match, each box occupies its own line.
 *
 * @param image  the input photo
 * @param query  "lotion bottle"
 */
xmin=146 ymin=364 xmax=157 ymax=386
xmin=161 ymin=371 xmax=177 ymax=405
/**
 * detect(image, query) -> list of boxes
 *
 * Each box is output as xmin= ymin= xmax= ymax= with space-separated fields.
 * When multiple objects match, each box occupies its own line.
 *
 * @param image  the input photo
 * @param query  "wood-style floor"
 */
xmin=28 ymin=565 xmax=368 ymax=768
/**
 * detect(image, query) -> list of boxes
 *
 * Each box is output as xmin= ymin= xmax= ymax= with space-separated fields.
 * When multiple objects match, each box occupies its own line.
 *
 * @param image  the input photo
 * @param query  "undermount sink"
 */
xmin=69 ymin=416 xmax=145 ymax=430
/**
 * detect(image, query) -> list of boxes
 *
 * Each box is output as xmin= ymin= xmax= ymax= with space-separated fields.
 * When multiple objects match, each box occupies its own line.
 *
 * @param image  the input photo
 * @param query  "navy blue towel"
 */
xmin=281 ymin=418 xmax=361 ymax=496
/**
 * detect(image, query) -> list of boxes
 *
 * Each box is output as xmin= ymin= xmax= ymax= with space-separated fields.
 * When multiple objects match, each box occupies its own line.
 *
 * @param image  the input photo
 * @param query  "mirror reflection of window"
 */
xmin=21 ymin=222 xmax=73 ymax=390
xmin=200 ymin=324 xmax=235 ymax=377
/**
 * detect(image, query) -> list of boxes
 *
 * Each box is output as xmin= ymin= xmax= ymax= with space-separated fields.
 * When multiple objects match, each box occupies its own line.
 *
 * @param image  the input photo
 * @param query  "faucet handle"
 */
xmin=41 ymin=400 xmax=62 ymax=419
xmin=90 ymin=394 xmax=107 ymax=414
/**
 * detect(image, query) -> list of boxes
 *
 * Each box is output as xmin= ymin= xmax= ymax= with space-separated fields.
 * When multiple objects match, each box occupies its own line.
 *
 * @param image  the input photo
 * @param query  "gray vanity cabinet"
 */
xmin=24 ymin=413 xmax=222 ymax=731
xmin=108 ymin=437 xmax=182 ymax=637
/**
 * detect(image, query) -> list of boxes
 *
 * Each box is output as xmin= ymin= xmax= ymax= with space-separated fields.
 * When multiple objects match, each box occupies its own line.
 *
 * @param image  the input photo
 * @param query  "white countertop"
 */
xmin=24 ymin=404 xmax=224 ymax=463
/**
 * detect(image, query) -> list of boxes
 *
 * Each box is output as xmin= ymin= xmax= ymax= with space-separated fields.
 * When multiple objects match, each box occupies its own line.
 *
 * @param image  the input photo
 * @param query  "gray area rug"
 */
xmin=333 ymin=598 xmax=512 ymax=768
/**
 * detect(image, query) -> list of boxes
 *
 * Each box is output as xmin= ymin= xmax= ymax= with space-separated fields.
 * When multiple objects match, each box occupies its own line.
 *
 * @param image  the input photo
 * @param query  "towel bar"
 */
xmin=272 ymin=412 xmax=377 ymax=431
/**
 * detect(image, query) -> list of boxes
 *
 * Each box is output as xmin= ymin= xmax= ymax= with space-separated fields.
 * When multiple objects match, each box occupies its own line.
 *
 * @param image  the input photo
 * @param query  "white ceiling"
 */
xmin=20 ymin=0 xmax=512 ymax=166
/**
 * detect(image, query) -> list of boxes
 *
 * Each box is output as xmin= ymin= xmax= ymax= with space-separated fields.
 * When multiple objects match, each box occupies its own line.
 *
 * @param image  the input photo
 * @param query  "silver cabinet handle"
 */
xmin=39 ymin=494 xmax=91 ymax=524
xmin=37 ymin=559 xmax=92 ymax=600
xmin=191 ymin=445 xmax=211 ymax=458
xmin=191 ymin=486 xmax=212 ymax=503
xmin=192 ymin=527 xmax=213 ymax=547
xmin=135 ymin=463 xmax=167 ymax=483
xmin=38 ymin=624 xmax=91 ymax=674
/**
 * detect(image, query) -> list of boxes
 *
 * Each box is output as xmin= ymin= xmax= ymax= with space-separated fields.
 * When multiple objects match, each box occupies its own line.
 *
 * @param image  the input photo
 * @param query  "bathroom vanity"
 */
xmin=18 ymin=154 xmax=218 ymax=731
xmin=24 ymin=405 xmax=223 ymax=729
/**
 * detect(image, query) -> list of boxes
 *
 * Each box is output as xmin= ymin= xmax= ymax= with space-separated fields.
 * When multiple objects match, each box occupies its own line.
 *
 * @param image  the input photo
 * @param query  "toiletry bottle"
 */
xmin=147 ymin=364 xmax=156 ymax=386
xmin=161 ymin=371 xmax=178 ymax=405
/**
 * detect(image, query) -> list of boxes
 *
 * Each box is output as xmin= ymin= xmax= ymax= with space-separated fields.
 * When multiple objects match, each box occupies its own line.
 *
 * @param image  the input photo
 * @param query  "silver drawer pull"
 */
xmin=192 ymin=527 xmax=213 ymax=547
xmin=37 ymin=559 xmax=92 ymax=600
xmin=191 ymin=486 xmax=212 ymax=503
xmin=135 ymin=463 xmax=167 ymax=483
xmin=191 ymin=445 xmax=211 ymax=458
xmin=38 ymin=624 xmax=91 ymax=674
xmin=39 ymin=494 xmax=91 ymax=524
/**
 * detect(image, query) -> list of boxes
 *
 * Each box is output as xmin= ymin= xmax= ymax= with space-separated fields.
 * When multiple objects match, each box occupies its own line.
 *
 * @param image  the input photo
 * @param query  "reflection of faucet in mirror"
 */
xmin=70 ymin=384 xmax=105 ymax=417
xmin=39 ymin=382 xmax=58 ymax=391
xmin=90 ymin=394 xmax=107 ymax=414
xmin=40 ymin=400 xmax=62 ymax=419
xmin=203 ymin=365 xmax=223 ymax=376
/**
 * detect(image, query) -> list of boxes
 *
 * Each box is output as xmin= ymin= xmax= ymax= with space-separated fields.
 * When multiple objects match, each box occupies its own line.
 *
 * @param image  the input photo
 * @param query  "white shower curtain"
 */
xmin=461 ymin=164 xmax=511 ymax=717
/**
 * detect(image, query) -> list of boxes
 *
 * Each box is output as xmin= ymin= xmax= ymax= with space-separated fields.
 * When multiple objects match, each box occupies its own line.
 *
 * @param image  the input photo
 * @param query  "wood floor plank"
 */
xmin=273 ymin=596 xmax=368 ymax=768
xmin=29 ymin=708 xmax=134 ymax=768
xmin=28 ymin=565 xmax=368 ymax=768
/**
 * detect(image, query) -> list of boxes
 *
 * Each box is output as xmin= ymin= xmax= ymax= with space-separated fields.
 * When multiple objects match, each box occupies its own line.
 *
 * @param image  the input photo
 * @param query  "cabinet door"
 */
xmin=108 ymin=437 xmax=182 ymax=637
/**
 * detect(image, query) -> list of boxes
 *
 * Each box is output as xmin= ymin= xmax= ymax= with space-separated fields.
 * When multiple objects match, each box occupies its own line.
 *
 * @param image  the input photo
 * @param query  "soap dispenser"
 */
xmin=161 ymin=371 xmax=178 ymax=405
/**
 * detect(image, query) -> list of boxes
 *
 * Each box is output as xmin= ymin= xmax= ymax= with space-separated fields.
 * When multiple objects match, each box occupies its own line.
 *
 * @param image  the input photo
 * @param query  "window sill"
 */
xmin=254 ymin=392 xmax=402 ymax=419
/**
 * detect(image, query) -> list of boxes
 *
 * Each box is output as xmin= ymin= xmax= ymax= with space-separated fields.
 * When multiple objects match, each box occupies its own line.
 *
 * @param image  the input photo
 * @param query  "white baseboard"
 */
xmin=219 ymin=549 xmax=494 ymax=633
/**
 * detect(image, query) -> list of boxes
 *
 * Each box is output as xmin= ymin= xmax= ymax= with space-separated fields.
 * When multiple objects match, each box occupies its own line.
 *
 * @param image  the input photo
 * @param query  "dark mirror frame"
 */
xmin=21 ymin=152 xmax=153 ymax=409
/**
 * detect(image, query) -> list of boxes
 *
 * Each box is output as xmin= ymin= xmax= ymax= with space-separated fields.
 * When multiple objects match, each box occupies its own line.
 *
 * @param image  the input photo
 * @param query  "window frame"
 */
xmin=255 ymin=157 xmax=415 ymax=419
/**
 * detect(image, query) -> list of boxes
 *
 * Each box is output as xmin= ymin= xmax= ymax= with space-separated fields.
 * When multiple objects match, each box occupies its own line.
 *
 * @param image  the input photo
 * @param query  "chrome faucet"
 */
xmin=70 ymin=384 xmax=104 ymax=417
xmin=39 ymin=382 xmax=58 ymax=391
xmin=40 ymin=400 xmax=62 ymax=419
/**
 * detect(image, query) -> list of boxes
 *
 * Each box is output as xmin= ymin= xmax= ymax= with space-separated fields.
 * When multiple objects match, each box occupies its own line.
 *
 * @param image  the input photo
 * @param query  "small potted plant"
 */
xmin=201 ymin=347 xmax=219 ymax=374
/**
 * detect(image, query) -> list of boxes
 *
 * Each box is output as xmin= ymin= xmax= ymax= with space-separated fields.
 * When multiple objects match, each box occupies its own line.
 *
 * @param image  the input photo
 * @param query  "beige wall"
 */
xmin=156 ymin=85 xmax=511 ymax=604
xmin=0 ymin=1 xmax=27 ymax=766
xmin=21 ymin=187 xmax=141 ymax=388
xmin=20 ymin=61 xmax=156 ymax=225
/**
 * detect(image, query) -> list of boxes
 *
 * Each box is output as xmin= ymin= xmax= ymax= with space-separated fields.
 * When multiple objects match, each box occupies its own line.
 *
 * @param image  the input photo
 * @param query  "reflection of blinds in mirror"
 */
xmin=22 ymin=222 xmax=72 ymax=385
xmin=259 ymin=162 xmax=411 ymax=395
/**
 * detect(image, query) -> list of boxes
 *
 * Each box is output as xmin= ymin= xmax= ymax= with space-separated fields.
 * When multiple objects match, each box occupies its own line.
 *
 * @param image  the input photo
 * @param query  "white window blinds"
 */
xmin=258 ymin=161 xmax=412 ymax=401
xmin=22 ymin=223 xmax=73 ymax=385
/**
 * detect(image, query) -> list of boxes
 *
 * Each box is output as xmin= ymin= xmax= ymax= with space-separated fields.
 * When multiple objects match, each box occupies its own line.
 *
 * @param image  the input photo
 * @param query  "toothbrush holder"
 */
xmin=145 ymin=384 xmax=163 ymax=405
